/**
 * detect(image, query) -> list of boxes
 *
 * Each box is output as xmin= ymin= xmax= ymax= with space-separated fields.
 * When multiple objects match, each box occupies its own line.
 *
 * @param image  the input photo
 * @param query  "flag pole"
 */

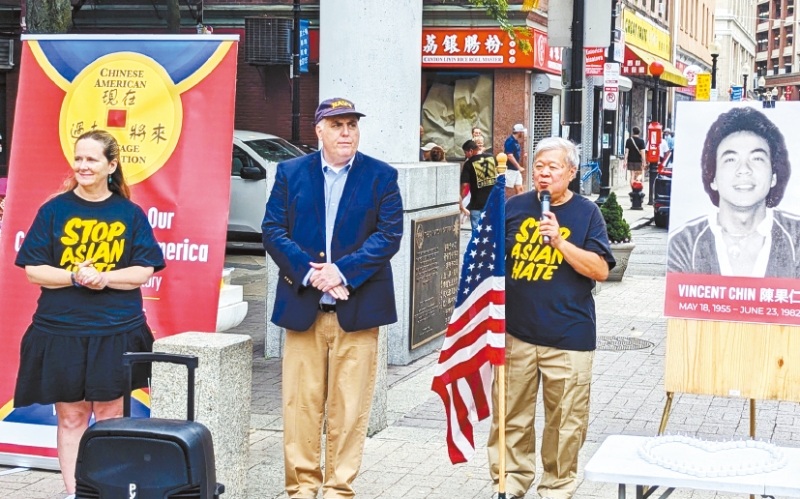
xmin=498 ymin=364 xmax=507 ymax=499
xmin=495 ymin=152 xmax=508 ymax=499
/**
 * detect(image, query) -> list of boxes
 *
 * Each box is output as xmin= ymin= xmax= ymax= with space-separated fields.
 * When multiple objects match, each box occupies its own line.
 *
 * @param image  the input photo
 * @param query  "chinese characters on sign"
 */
xmin=60 ymin=58 xmax=182 ymax=185
xmin=421 ymin=28 xmax=562 ymax=73
xmin=299 ymin=19 xmax=309 ymax=73
xmin=695 ymin=73 xmax=711 ymax=101
xmin=665 ymin=274 xmax=800 ymax=325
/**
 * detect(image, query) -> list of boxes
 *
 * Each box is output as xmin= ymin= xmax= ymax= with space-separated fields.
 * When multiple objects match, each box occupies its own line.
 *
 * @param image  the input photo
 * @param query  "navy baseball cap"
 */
xmin=314 ymin=97 xmax=366 ymax=124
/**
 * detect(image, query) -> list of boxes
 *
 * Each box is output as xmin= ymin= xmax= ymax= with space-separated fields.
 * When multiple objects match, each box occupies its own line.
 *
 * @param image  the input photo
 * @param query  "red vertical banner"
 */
xmin=0 ymin=35 xmax=238 ymax=467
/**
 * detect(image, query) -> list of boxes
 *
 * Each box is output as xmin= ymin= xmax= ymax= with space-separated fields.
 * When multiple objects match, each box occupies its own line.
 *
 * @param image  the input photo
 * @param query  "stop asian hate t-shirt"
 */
xmin=15 ymin=191 xmax=166 ymax=336
xmin=505 ymin=192 xmax=615 ymax=351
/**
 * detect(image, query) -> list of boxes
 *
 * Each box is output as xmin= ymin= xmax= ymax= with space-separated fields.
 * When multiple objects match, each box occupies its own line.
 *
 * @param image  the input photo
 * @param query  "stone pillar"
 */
xmin=319 ymin=0 xmax=422 ymax=162
xmin=151 ymin=333 xmax=252 ymax=499
xmin=265 ymin=0 xmax=460 ymax=436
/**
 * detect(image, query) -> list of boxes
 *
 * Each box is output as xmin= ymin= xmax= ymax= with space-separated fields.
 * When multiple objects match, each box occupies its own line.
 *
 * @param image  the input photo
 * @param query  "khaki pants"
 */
xmin=487 ymin=333 xmax=594 ymax=499
xmin=283 ymin=312 xmax=379 ymax=499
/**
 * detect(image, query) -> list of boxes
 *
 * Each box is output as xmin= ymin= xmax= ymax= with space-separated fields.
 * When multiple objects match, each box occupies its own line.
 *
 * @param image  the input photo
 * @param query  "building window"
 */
xmin=774 ymin=0 xmax=782 ymax=18
xmin=421 ymin=71 xmax=494 ymax=160
xmin=681 ymin=0 xmax=687 ymax=30
xmin=758 ymin=32 xmax=769 ymax=52
xmin=773 ymin=28 xmax=781 ymax=48
xmin=758 ymin=3 xmax=770 ymax=21
xmin=787 ymin=26 xmax=794 ymax=46
xmin=772 ymin=58 xmax=780 ymax=75
xmin=757 ymin=61 xmax=768 ymax=76
xmin=789 ymin=0 xmax=795 ymax=16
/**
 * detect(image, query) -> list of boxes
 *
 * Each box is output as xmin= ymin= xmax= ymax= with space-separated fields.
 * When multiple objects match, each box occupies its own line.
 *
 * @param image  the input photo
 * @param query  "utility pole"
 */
xmin=596 ymin=0 xmax=618 ymax=205
xmin=567 ymin=0 xmax=585 ymax=193
xmin=291 ymin=0 xmax=301 ymax=143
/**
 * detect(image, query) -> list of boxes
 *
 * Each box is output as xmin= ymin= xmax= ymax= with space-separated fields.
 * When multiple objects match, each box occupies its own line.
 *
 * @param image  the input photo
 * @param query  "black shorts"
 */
xmin=14 ymin=323 xmax=154 ymax=407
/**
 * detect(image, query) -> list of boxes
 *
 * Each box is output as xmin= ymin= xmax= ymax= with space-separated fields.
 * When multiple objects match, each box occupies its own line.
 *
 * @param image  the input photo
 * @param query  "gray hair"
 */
xmin=533 ymin=137 xmax=580 ymax=169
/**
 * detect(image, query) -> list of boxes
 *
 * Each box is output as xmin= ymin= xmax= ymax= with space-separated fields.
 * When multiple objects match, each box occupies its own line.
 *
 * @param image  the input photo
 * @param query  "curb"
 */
xmin=630 ymin=217 xmax=653 ymax=230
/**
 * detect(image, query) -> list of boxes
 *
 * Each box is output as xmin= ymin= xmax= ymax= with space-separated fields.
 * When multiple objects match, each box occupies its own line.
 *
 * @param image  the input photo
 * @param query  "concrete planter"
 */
xmin=607 ymin=242 xmax=636 ymax=282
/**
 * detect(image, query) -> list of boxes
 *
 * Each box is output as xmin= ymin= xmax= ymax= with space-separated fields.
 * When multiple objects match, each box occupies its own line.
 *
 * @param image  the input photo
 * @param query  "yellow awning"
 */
xmin=625 ymin=45 xmax=688 ymax=87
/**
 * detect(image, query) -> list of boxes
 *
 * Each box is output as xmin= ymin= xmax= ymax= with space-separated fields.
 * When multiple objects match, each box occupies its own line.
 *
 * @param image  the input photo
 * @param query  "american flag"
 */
xmin=432 ymin=173 xmax=505 ymax=464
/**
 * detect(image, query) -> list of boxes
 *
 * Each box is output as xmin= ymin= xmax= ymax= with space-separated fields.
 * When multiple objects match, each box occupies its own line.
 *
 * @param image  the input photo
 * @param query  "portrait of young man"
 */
xmin=667 ymin=106 xmax=800 ymax=278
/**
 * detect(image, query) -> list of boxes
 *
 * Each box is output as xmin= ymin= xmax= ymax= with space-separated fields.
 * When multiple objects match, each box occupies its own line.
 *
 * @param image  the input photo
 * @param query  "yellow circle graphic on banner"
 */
xmin=59 ymin=52 xmax=183 ymax=185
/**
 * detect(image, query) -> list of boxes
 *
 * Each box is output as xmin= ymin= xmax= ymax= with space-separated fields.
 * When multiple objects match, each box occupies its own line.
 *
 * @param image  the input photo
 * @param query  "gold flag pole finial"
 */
xmin=496 ymin=152 xmax=508 ymax=175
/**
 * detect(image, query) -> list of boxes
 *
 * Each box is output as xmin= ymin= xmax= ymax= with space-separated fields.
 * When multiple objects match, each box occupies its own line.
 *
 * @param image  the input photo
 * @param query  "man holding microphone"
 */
xmin=488 ymin=137 xmax=615 ymax=499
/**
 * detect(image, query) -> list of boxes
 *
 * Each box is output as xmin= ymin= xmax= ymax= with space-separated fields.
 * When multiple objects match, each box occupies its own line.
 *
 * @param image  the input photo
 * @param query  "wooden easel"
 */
xmin=655 ymin=318 xmax=800 ymax=499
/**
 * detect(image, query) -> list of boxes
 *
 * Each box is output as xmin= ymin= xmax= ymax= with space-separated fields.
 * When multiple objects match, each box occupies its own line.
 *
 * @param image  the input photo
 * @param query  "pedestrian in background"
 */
xmin=489 ymin=137 xmax=615 ymax=499
xmin=421 ymin=142 xmax=439 ymax=161
xmin=430 ymin=145 xmax=446 ymax=162
xmin=475 ymin=136 xmax=487 ymax=155
xmin=624 ymin=126 xmax=647 ymax=188
xmin=262 ymin=97 xmax=403 ymax=499
xmin=504 ymin=123 xmax=527 ymax=175
xmin=505 ymin=164 xmax=524 ymax=199
xmin=460 ymin=139 xmax=498 ymax=231
xmin=13 ymin=130 xmax=165 ymax=498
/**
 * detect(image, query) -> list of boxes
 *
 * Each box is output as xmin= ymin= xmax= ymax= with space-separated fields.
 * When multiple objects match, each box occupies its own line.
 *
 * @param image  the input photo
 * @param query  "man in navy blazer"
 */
xmin=262 ymin=97 xmax=403 ymax=499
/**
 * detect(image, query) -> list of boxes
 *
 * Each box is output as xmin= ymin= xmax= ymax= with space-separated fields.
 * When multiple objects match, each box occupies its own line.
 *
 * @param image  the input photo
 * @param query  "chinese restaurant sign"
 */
xmin=0 ymin=34 xmax=238 ymax=468
xmin=422 ymin=28 xmax=562 ymax=74
xmin=666 ymin=102 xmax=800 ymax=326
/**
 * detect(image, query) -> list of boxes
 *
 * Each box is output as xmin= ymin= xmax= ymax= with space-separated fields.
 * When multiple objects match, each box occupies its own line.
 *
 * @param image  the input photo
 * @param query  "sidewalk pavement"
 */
xmin=8 ymin=200 xmax=800 ymax=499
xmin=594 ymin=181 xmax=655 ymax=230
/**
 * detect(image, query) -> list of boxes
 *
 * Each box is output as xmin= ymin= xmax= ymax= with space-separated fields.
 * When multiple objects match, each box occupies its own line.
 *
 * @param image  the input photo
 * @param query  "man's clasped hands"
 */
xmin=308 ymin=262 xmax=349 ymax=301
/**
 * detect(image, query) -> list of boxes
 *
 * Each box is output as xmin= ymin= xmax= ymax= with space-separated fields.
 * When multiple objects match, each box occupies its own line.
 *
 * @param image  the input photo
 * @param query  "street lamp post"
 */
xmin=742 ymin=63 xmax=751 ymax=99
xmin=648 ymin=61 xmax=664 ymax=205
xmin=709 ymin=39 xmax=721 ymax=93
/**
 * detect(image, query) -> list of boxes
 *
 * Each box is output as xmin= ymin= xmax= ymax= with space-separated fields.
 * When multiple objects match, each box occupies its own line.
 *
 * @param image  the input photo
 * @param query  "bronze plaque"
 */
xmin=410 ymin=212 xmax=461 ymax=349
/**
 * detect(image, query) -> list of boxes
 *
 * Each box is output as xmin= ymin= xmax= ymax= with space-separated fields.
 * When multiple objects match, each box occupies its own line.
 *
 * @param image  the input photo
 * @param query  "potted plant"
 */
xmin=600 ymin=192 xmax=635 ymax=282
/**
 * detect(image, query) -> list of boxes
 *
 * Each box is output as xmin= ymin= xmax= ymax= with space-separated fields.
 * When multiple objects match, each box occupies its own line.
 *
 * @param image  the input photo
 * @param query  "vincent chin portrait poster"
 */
xmin=665 ymin=102 xmax=800 ymax=325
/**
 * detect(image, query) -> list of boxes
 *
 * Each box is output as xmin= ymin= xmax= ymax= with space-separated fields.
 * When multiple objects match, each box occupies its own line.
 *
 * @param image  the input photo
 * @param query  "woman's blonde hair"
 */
xmin=57 ymin=130 xmax=131 ymax=200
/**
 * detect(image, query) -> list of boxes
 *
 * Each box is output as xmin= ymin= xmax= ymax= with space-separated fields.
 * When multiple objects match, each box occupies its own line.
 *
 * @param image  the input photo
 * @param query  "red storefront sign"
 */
xmin=421 ymin=28 xmax=562 ymax=74
xmin=585 ymin=47 xmax=606 ymax=76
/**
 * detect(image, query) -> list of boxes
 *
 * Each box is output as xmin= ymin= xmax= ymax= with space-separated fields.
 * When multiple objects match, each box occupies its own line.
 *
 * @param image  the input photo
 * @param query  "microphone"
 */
xmin=540 ymin=190 xmax=551 ymax=244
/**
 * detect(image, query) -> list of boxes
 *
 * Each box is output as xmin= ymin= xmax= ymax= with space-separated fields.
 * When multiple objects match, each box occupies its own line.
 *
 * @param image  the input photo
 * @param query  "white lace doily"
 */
xmin=638 ymin=435 xmax=788 ymax=478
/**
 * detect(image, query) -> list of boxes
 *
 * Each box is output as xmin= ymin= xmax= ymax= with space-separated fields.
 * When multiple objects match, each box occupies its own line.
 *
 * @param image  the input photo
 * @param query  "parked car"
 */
xmin=228 ymin=130 xmax=307 ymax=240
xmin=653 ymin=149 xmax=672 ymax=228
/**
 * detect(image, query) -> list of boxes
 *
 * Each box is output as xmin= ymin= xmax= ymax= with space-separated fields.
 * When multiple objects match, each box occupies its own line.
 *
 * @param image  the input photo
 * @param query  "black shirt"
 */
xmin=505 ymin=192 xmax=615 ymax=350
xmin=626 ymin=136 xmax=646 ymax=163
xmin=15 ymin=191 xmax=165 ymax=336
xmin=461 ymin=153 xmax=498 ymax=211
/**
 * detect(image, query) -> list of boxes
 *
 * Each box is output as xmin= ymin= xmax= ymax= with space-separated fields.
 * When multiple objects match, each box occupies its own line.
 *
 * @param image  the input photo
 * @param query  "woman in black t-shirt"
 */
xmin=624 ymin=126 xmax=647 ymax=187
xmin=14 ymin=130 xmax=165 ymax=497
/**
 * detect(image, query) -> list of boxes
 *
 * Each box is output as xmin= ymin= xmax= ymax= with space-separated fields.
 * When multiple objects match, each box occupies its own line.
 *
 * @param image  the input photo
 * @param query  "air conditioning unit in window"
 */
xmin=0 ymin=39 xmax=14 ymax=70
xmin=245 ymin=17 xmax=292 ymax=66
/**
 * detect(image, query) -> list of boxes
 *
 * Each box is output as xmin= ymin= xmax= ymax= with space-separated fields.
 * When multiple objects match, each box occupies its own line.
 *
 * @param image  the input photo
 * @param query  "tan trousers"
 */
xmin=283 ymin=312 xmax=379 ymax=499
xmin=487 ymin=333 xmax=594 ymax=499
